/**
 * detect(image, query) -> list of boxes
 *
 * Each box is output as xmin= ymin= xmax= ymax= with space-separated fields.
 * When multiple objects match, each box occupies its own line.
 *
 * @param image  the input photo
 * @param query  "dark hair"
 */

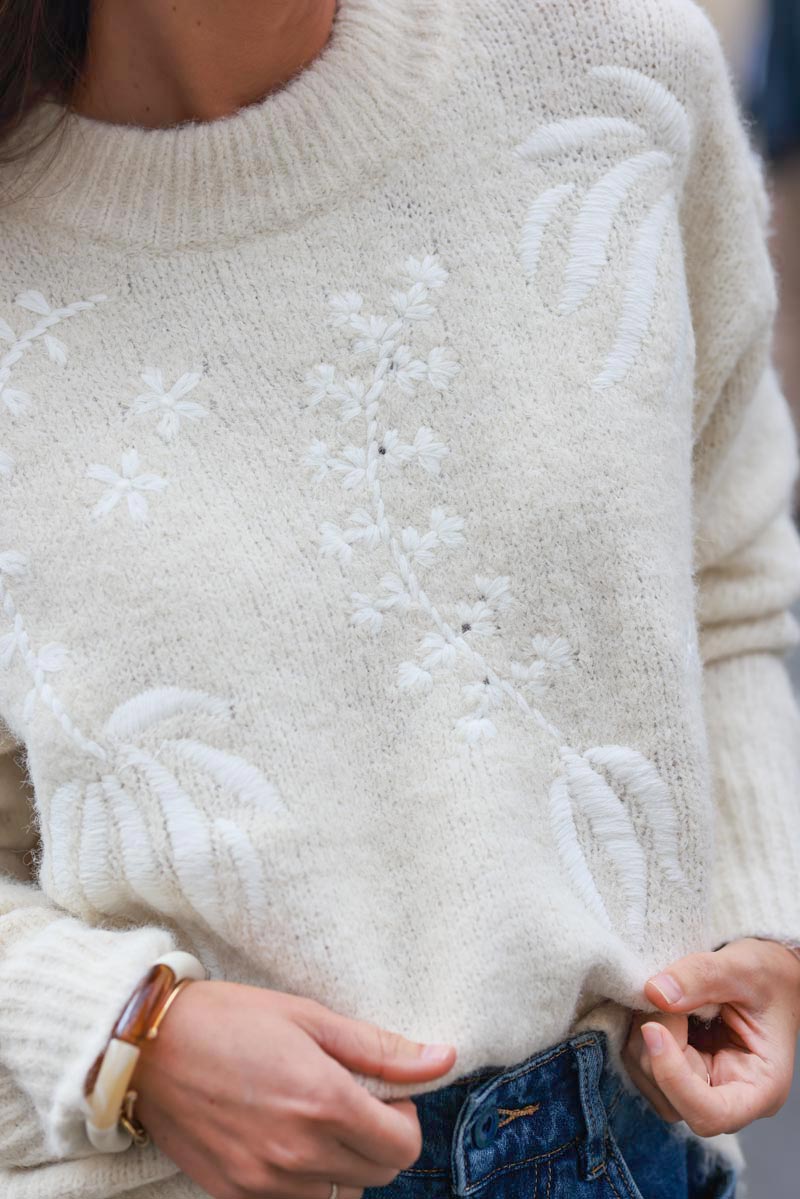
xmin=0 ymin=0 xmax=90 ymax=162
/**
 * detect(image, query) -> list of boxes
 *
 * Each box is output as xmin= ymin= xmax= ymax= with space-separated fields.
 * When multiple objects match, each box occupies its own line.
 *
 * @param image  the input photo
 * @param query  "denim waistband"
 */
xmin=404 ymin=1031 xmax=621 ymax=1197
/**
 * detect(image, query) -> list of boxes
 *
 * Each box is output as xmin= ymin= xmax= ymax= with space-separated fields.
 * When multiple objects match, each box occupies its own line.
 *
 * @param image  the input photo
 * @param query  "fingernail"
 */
xmin=421 ymin=1043 xmax=453 ymax=1061
xmin=641 ymin=1024 xmax=664 ymax=1056
xmin=649 ymin=973 xmax=683 ymax=1004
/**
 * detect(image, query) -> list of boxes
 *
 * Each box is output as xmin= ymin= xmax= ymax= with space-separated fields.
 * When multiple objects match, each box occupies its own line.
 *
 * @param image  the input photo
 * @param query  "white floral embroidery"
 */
xmin=0 ymin=553 xmax=105 ymax=758
xmin=41 ymin=687 xmax=285 ymax=945
xmin=0 ymin=291 xmax=107 ymax=417
xmin=303 ymin=252 xmax=693 ymax=944
xmin=515 ymin=67 xmax=690 ymax=389
xmin=303 ymin=255 xmax=568 ymax=746
xmin=129 ymin=368 xmax=208 ymax=442
xmin=87 ymin=447 xmax=168 ymax=523
xmin=0 ymin=449 xmax=15 ymax=478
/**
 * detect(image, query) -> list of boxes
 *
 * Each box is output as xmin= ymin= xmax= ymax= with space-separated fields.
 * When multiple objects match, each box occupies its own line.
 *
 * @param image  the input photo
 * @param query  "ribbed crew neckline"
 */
xmin=20 ymin=0 xmax=455 ymax=254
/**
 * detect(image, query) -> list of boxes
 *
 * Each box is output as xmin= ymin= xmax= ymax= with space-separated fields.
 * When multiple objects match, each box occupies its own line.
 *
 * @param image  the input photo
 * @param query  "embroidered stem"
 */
xmin=0 ymin=295 xmax=108 ymax=392
xmin=362 ymin=340 xmax=564 ymax=746
xmin=0 ymin=580 xmax=107 ymax=760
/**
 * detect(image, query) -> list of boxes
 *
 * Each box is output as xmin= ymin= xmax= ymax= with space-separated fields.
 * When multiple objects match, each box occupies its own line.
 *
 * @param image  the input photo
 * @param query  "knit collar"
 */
xmin=19 ymin=0 xmax=455 ymax=253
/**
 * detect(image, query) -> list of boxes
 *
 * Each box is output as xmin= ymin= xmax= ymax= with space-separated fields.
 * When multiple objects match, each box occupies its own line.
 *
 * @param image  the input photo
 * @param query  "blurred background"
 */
xmin=700 ymin=3 xmax=799 ymax=1195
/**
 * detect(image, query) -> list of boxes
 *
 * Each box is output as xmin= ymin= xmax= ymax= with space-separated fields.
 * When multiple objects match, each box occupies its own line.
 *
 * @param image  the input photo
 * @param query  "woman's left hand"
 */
xmin=623 ymin=937 xmax=800 ymax=1136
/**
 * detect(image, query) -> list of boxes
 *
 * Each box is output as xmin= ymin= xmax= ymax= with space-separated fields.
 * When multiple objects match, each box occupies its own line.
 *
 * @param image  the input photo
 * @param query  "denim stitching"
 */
xmin=463 ymin=1135 xmax=580 ymax=1193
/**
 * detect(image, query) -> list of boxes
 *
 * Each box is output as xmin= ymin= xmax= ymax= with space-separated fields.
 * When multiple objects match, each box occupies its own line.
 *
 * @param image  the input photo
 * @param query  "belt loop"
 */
xmin=571 ymin=1035 xmax=607 ymax=1180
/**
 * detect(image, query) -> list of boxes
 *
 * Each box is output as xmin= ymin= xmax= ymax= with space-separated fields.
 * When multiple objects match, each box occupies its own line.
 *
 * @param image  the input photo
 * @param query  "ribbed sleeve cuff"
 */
xmin=0 ymin=915 xmax=176 ymax=1160
xmin=703 ymin=651 xmax=800 ymax=949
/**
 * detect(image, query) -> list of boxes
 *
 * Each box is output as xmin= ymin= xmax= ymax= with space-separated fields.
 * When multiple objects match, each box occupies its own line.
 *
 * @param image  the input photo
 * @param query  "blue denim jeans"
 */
xmin=364 ymin=1032 xmax=737 ymax=1199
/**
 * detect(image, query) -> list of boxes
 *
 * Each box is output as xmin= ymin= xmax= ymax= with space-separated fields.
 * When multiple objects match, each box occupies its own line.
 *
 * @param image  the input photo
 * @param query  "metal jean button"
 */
xmin=471 ymin=1100 xmax=499 ymax=1149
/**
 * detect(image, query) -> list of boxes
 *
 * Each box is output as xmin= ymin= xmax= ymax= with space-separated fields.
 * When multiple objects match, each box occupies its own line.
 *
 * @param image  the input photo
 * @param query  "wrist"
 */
xmin=82 ymin=950 xmax=206 ymax=1153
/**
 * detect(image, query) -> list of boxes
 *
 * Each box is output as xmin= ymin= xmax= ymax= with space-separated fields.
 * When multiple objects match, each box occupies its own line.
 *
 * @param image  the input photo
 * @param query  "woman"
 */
xmin=0 ymin=1 xmax=798 ymax=1197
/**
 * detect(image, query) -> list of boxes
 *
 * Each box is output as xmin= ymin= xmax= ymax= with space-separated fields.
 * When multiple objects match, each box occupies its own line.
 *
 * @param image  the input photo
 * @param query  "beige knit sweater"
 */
xmin=0 ymin=1 xmax=799 ymax=1195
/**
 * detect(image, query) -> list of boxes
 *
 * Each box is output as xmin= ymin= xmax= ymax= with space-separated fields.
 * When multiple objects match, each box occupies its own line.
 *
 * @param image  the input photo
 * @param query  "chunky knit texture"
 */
xmin=0 ymin=1 xmax=799 ymax=1194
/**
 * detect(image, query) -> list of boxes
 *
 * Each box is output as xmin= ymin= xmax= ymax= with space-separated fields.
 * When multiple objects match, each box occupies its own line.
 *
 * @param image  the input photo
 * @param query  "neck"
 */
xmin=72 ymin=0 xmax=338 ymax=127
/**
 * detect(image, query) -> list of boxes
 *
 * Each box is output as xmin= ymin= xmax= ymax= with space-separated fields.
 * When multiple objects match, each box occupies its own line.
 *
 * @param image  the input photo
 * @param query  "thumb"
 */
xmin=305 ymin=1008 xmax=457 ymax=1082
xmin=645 ymin=948 xmax=748 ymax=1014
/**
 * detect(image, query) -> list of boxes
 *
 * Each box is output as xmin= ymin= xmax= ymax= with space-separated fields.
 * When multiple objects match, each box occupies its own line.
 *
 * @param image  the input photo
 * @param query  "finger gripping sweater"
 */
xmin=0 ymin=2 xmax=799 ymax=1196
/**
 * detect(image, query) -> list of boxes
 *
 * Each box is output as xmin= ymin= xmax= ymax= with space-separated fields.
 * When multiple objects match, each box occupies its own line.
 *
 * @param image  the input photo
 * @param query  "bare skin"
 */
xmin=132 ymin=982 xmax=456 ymax=1199
xmin=624 ymin=939 xmax=800 ymax=1134
xmin=72 ymin=0 xmax=338 ymax=127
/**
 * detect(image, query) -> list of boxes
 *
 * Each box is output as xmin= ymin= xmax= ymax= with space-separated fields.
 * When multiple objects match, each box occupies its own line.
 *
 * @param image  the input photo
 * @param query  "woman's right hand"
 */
xmin=132 ymin=980 xmax=457 ymax=1199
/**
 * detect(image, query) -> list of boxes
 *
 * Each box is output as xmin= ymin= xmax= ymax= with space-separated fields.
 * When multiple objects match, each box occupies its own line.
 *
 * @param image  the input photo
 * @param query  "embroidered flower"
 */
xmin=130 ymin=368 xmax=208 ymax=442
xmin=87 ymin=448 xmax=168 ymax=523
xmin=425 ymin=346 xmax=460 ymax=391
xmin=403 ymin=255 xmax=449 ymax=289
xmin=331 ymin=446 xmax=367 ymax=490
xmin=408 ymin=426 xmax=448 ymax=474
xmin=350 ymin=315 xmax=401 ymax=357
xmin=305 ymin=440 xmax=335 ymax=481
xmin=304 ymin=254 xmax=574 ymax=747
xmin=0 ymin=551 xmax=27 ymax=577
xmin=397 ymin=661 xmax=434 ymax=692
xmin=455 ymin=713 xmax=498 ymax=744
xmin=334 ymin=377 xmax=366 ymax=423
xmin=350 ymin=593 xmax=384 ymax=635
xmin=430 ymin=508 xmax=465 ymax=548
xmin=391 ymin=282 xmax=436 ymax=322
xmin=0 ymin=386 xmax=29 ymax=417
xmin=456 ymin=601 xmax=497 ymax=638
xmin=390 ymin=346 xmax=428 ymax=395
xmin=327 ymin=292 xmax=363 ymax=327
xmin=319 ymin=521 xmax=357 ymax=564
xmin=0 ymin=291 xmax=106 ymax=420
xmin=530 ymin=634 xmax=574 ymax=669
xmin=475 ymin=575 xmax=513 ymax=613
xmin=379 ymin=429 xmax=414 ymax=470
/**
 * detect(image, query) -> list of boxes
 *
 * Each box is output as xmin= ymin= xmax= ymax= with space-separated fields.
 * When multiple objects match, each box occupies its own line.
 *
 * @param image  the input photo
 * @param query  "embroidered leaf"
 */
xmin=583 ymin=745 xmax=686 ymax=887
xmin=516 ymin=116 xmax=645 ymax=160
xmin=15 ymin=290 xmax=50 ymax=315
xmin=128 ymin=750 xmax=225 ymax=930
xmin=166 ymin=739 xmax=285 ymax=815
xmin=213 ymin=816 xmax=270 ymax=940
xmin=592 ymin=194 xmax=675 ymax=391
xmin=557 ymin=747 xmax=647 ymax=941
xmin=78 ymin=781 xmax=117 ymax=908
xmin=518 ymin=184 xmax=576 ymax=280
xmin=44 ymin=334 xmax=68 ymax=366
xmin=104 ymin=687 xmax=231 ymax=742
xmin=0 ymin=318 xmax=15 ymax=342
xmin=0 ymin=449 xmax=13 ymax=478
xmin=102 ymin=772 xmax=176 ymax=913
xmin=590 ymin=66 xmax=691 ymax=159
xmin=559 ymin=151 xmax=671 ymax=314
xmin=1 ymin=387 xmax=30 ymax=416
xmin=549 ymin=773 xmax=613 ymax=929
xmin=0 ymin=631 xmax=17 ymax=666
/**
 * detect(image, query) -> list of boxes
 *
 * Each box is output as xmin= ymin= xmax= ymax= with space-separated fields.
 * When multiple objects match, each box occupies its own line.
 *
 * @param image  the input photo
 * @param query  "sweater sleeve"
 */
xmin=684 ymin=17 xmax=800 ymax=951
xmin=0 ymin=733 xmax=179 ymax=1168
